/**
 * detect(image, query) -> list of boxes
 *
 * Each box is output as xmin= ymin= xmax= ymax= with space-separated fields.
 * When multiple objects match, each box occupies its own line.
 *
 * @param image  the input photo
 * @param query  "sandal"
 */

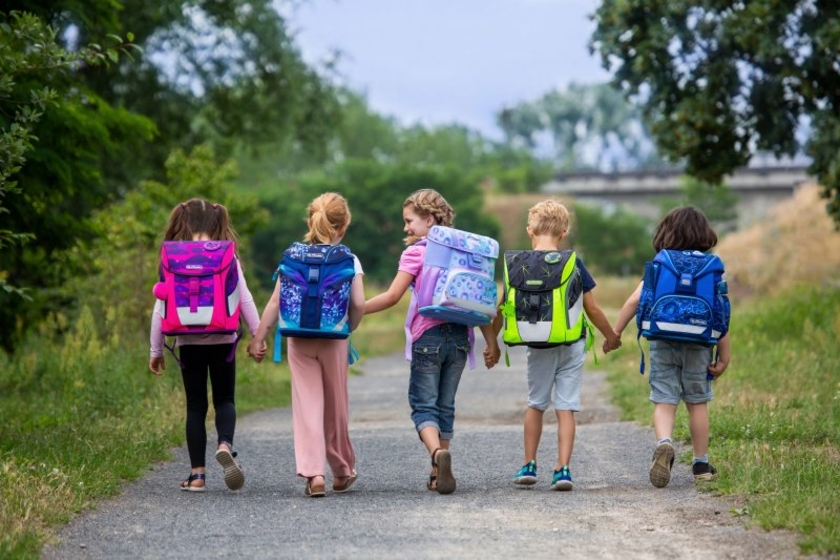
xmin=180 ymin=472 xmax=206 ymax=492
xmin=427 ymin=472 xmax=437 ymax=491
xmin=215 ymin=444 xmax=245 ymax=491
xmin=431 ymin=448 xmax=456 ymax=495
xmin=305 ymin=476 xmax=326 ymax=497
xmin=333 ymin=471 xmax=358 ymax=493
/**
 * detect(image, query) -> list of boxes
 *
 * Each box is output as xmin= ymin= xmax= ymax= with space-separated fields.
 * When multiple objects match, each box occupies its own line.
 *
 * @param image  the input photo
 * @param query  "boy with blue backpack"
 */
xmin=609 ymin=206 xmax=731 ymax=488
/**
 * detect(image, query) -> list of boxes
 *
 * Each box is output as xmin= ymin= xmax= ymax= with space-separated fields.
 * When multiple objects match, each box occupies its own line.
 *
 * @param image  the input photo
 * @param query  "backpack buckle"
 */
xmin=308 ymin=266 xmax=320 ymax=283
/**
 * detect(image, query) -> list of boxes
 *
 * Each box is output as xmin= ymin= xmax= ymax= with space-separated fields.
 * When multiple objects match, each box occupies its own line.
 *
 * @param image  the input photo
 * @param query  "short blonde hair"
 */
xmin=527 ymin=199 xmax=570 ymax=237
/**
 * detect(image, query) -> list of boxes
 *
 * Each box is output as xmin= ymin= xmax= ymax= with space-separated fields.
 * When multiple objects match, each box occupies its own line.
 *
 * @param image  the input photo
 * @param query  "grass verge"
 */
xmin=0 ymin=286 xmax=408 ymax=558
xmin=601 ymin=286 xmax=840 ymax=555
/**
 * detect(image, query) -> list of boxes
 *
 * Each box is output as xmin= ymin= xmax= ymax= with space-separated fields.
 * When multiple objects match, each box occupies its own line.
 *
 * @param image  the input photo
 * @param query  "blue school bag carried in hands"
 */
xmin=636 ymin=249 xmax=730 ymax=373
xmin=272 ymin=242 xmax=358 ymax=363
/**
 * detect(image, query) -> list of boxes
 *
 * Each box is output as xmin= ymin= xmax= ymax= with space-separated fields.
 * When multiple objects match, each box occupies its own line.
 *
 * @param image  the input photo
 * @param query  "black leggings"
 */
xmin=179 ymin=344 xmax=236 ymax=468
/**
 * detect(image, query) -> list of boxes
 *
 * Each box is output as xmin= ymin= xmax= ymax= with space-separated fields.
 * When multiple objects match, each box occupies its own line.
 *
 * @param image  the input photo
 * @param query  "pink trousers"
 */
xmin=287 ymin=337 xmax=356 ymax=479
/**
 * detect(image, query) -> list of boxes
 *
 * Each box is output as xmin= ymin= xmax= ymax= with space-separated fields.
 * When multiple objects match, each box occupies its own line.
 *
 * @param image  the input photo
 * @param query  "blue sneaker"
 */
xmin=513 ymin=460 xmax=537 ymax=485
xmin=551 ymin=465 xmax=573 ymax=491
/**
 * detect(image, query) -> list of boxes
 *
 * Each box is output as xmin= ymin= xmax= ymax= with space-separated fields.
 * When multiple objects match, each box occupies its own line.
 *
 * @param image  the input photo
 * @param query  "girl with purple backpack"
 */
xmin=365 ymin=189 xmax=501 ymax=495
xmin=149 ymin=198 xmax=261 ymax=492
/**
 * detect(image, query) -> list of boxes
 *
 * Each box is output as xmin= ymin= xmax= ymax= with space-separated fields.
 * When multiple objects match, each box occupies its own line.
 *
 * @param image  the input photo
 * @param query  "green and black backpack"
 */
xmin=501 ymin=250 xmax=591 ymax=360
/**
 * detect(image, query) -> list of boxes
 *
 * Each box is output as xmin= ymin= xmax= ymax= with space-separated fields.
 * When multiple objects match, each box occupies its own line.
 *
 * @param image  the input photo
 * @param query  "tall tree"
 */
xmin=590 ymin=1 xmax=840 ymax=225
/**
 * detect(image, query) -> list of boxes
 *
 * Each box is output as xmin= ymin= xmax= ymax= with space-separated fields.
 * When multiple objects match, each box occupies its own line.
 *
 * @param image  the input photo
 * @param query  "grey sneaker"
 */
xmin=649 ymin=442 xmax=675 ymax=488
xmin=692 ymin=461 xmax=719 ymax=482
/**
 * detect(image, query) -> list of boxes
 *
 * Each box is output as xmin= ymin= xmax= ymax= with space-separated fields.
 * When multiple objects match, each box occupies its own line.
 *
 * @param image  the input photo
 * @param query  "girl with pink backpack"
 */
xmin=149 ymin=198 xmax=261 ymax=492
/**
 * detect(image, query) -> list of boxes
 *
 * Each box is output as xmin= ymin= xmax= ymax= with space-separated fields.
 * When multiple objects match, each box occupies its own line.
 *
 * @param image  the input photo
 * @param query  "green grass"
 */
xmin=601 ymin=286 xmax=840 ymax=555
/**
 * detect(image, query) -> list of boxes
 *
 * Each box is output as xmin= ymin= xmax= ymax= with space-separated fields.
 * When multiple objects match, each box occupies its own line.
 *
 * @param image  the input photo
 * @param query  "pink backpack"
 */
xmin=153 ymin=240 xmax=241 ymax=336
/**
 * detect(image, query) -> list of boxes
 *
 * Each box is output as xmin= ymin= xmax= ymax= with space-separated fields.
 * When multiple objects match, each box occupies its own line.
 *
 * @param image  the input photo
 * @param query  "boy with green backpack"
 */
xmin=488 ymin=199 xmax=620 ymax=490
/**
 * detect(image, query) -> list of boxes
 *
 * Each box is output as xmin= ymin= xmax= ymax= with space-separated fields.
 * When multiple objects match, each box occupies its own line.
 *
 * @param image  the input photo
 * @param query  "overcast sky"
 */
xmin=285 ymin=0 xmax=610 ymax=139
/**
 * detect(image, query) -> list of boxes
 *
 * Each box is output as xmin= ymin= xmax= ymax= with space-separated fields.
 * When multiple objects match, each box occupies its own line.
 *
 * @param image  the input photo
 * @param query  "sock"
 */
xmin=657 ymin=437 xmax=673 ymax=447
xmin=693 ymin=454 xmax=709 ymax=465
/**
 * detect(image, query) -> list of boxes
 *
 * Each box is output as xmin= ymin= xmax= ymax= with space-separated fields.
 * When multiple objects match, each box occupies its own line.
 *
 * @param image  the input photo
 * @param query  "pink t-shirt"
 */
xmin=398 ymin=242 xmax=445 ymax=353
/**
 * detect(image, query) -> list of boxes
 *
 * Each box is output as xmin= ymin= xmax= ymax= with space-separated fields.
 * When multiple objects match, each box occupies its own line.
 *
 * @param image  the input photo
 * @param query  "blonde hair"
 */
xmin=304 ymin=192 xmax=352 ymax=244
xmin=527 ymin=199 xmax=570 ymax=238
xmin=163 ymin=198 xmax=238 ymax=244
xmin=402 ymin=189 xmax=455 ymax=245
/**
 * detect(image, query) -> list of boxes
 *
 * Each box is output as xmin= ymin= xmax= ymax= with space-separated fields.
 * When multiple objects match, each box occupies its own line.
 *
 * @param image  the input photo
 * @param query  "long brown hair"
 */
xmin=162 ymin=198 xmax=239 ymax=244
xmin=652 ymin=206 xmax=718 ymax=252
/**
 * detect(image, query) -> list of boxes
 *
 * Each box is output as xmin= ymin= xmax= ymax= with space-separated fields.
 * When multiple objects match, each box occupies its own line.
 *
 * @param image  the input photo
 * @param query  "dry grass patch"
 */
xmin=717 ymin=184 xmax=840 ymax=295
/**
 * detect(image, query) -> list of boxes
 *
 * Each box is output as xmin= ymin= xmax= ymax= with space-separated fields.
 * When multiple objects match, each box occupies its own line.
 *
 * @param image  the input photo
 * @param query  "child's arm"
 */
xmin=348 ymin=273 xmax=365 ymax=332
xmin=364 ymin=271 xmax=414 ymax=314
xmin=479 ymin=322 xmax=501 ymax=368
xmin=248 ymin=279 xmax=281 ymax=362
xmin=708 ymin=332 xmax=730 ymax=378
xmin=613 ymin=281 xmax=643 ymax=336
xmin=583 ymin=290 xmax=621 ymax=351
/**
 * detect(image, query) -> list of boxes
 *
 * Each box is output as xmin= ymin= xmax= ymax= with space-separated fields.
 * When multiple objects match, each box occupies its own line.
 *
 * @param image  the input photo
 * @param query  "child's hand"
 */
xmin=248 ymin=340 xmax=267 ymax=363
xmin=708 ymin=356 xmax=729 ymax=378
xmin=483 ymin=343 xmax=501 ymax=369
xmin=602 ymin=330 xmax=622 ymax=354
xmin=149 ymin=356 xmax=165 ymax=376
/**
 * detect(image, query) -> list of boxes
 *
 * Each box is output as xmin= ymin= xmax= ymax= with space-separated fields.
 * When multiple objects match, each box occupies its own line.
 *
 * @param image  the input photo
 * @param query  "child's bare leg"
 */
xmin=419 ymin=426 xmax=447 ymax=455
xmin=685 ymin=402 xmax=710 ymax=457
xmin=555 ymin=409 xmax=576 ymax=469
xmin=653 ymin=403 xmax=678 ymax=440
xmin=523 ymin=407 xmax=544 ymax=462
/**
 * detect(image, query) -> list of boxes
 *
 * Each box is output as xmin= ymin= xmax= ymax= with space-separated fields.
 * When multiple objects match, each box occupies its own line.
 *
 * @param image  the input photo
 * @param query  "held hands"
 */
xmin=149 ymin=356 xmax=165 ymax=376
xmin=247 ymin=339 xmax=267 ymax=363
xmin=602 ymin=330 xmax=623 ymax=354
xmin=483 ymin=341 xmax=501 ymax=369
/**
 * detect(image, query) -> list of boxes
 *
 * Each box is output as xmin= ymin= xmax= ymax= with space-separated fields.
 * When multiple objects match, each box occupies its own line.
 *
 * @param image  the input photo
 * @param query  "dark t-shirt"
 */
xmin=577 ymin=256 xmax=596 ymax=293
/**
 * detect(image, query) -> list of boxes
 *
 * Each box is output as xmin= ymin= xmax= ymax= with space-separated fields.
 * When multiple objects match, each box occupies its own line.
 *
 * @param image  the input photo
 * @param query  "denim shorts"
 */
xmin=408 ymin=324 xmax=470 ymax=440
xmin=525 ymin=340 xmax=586 ymax=412
xmin=648 ymin=340 xmax=714 ymax=405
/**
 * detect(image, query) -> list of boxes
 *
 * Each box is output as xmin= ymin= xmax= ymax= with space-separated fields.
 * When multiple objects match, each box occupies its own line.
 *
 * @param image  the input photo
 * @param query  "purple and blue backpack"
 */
xmin=415 ymin=225 xmax=499 ymax=327
xmin=153 ymin=240 xmax=241 ymax=336
xmin=272 ymin=242 xmax=357 ymax=362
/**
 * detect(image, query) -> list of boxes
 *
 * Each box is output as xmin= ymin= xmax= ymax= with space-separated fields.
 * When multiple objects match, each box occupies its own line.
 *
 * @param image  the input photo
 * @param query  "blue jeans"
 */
xmin=408 ymin=324 xmax=469 ymax=440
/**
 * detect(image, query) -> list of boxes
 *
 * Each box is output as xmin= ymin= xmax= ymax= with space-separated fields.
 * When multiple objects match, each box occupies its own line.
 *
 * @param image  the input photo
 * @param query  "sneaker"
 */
xmin=649 ymin=441 xmax=675 ymax=488
xmin=692 ymin=461 xmax=719 ymax=482
xmin=513 ymin=460 xmax=537 ymax=485
xmin=551 ymin=466 xmax=573 ymax=491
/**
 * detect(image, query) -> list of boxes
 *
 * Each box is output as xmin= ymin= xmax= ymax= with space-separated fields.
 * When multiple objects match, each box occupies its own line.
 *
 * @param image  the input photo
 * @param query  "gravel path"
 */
xmin=42 ymin=345 xmax=800 ymax=559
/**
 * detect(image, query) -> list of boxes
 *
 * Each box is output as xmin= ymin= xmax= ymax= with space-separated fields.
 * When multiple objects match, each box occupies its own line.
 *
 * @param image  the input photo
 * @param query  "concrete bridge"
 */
xmin=541 ymin=166 xmax=813 ymax=227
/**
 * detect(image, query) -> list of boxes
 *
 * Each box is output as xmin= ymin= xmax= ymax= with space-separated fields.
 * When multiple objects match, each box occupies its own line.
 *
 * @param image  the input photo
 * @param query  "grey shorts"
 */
xmin=525 ymin=340 xmax=586 ymax=412
xmin=648 ymin=340 xmax=714 ymax=405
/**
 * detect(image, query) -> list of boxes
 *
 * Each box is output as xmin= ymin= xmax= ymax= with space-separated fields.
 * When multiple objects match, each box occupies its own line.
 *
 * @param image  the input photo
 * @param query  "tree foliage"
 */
xmin=497 ymin=82 xmax=664 ymax=171
xmin=250 ymin=159 xmax=501 ymax=287
xmin=569 ymin=204 xmax=653 ymax=276
xmin=0 ymin=10 xmax=153 ymax=349
xmin=590 ymin=1 xmax=840 ymax=224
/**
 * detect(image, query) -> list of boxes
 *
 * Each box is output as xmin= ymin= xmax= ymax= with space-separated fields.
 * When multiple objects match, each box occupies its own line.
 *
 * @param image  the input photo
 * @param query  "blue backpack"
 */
xmin=636 ymin=249 xmax=730 ymax=373
xmin=272 ymin=242 xmax=358 ymax=362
